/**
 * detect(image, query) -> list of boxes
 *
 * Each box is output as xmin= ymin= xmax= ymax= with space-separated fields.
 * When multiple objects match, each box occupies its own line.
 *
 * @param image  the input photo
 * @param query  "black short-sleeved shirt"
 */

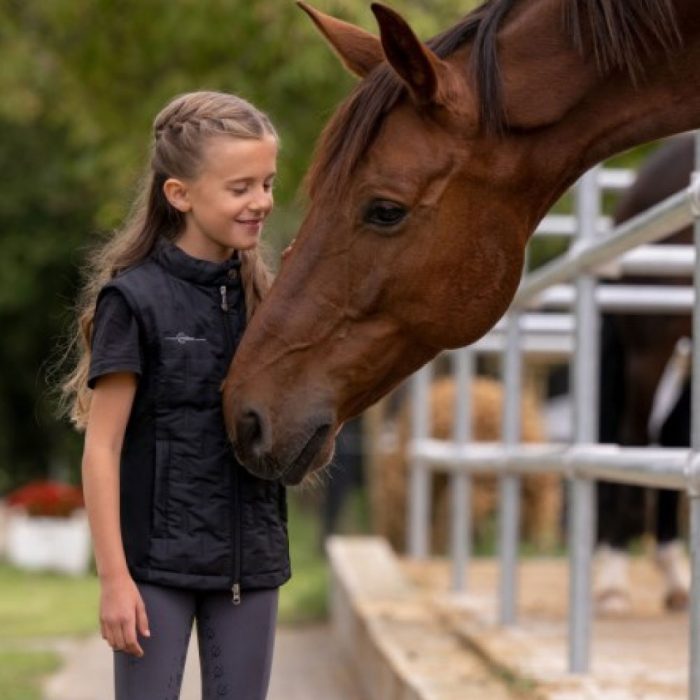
xmin=88 ymin=289 xmax=143 ymax=389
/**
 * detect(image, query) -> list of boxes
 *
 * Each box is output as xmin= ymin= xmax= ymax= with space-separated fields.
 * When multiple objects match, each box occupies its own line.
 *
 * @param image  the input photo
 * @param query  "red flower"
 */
xmin=6 ymin=480 xmax=85 ymax=518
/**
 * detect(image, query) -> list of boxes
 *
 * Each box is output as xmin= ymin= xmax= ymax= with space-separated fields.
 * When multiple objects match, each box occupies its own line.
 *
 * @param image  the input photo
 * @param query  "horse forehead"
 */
xmin=366 ymin=107 xmax=465 ymax=179
xmin=382 ymin=100 xmax=455 ymax=144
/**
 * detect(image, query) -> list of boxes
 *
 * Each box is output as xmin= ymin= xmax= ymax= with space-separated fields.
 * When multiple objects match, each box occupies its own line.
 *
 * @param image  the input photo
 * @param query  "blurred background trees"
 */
xmin=0 ymin=0 xmax=479 ymax=490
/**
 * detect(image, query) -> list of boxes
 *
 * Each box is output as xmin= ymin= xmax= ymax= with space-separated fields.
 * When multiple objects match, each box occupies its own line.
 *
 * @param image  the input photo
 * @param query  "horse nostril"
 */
xmin=236 ymin=408 xmax=267 ymax=459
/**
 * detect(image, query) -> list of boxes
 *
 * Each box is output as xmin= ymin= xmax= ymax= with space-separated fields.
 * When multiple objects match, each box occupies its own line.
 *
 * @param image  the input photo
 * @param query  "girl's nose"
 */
xmin=250 ymin=188 xmax=273 ymax=215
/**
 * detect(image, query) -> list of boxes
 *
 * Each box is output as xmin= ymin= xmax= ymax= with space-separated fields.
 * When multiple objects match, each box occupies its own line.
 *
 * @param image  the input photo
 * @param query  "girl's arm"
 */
xmin=82 ymin=372 xmax=150 ymax=657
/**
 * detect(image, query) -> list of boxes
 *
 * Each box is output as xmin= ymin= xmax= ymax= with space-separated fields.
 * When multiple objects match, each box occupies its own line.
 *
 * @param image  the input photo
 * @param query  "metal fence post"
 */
xmin=408 ymin=364 xmax=433 ymax=558
xmin=499 ymin=312 xmax=522 ymax=625
xmin=568 ymin=167 xmax=601 ymax=673
xmin=688 ymin=131 xmax=700 ymax=700
xmin=450 ymin=348 xmax=474 ymax=591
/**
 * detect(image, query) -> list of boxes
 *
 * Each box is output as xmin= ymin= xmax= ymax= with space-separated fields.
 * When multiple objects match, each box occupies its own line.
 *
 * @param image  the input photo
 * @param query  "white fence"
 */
xmin=406 ymin=133 xmax=700 ymax=696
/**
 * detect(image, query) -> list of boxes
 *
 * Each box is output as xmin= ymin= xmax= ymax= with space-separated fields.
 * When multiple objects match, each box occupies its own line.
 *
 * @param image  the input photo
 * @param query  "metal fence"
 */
xmin=406 ymin=132 xmax=700 ymax=696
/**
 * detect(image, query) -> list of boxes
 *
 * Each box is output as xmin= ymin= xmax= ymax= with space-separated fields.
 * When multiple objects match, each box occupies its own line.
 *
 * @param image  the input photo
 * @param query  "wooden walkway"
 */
xmin=403 ymin=556 xmax=690 ymax=699
xmin=326 ymin=536 xmax=692 ymax=700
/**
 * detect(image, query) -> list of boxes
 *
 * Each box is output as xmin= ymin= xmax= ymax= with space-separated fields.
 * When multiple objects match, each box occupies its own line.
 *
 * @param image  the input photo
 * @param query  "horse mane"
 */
xmin=305 ymin=0 xmax=681 ymax=200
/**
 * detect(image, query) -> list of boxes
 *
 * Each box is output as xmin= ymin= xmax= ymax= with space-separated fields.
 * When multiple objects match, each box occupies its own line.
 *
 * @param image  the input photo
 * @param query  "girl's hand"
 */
xmin=99 ymin=573 xmax=150 ymax=657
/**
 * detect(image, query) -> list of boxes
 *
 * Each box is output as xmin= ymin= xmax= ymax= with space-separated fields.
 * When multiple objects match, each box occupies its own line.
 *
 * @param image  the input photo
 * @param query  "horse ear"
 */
xmin=297 ymin=2 xmax=384 ymax=79
xmin=370 ymin=3 xmax=446 ymax=106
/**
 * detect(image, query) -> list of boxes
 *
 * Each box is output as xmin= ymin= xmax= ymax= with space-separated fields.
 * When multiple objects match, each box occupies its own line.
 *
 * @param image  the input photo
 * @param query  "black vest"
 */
xmin=98 ymin=237 xmax=291 ymax=597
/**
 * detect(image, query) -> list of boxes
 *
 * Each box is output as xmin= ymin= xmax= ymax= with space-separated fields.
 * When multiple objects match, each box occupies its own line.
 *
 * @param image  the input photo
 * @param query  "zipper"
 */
xmin=220 ymin=283 xmax=241 ymax=605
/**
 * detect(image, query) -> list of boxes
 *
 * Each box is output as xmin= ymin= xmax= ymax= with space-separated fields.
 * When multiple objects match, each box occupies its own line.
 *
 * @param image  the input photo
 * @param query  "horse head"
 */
xmin=223 ymin=0 xmax=700 ymax=485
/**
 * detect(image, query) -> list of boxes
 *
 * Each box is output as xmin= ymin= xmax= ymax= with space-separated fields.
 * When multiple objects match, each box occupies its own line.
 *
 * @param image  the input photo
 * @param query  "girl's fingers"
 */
xmin=100 ymin=620 xmax=111 ymax=646
xmin=136 ymin=597 xmax=151 ymax=639
xmin=112 ymin=621 xmax=127 ymax=653
xmin=121 ymin=618 xmax=144 ymax=658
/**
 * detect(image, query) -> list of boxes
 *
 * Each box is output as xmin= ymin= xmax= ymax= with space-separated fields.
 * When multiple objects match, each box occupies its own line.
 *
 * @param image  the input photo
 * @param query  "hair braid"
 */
xmin=54 ymin=91 xmax=278 ymax=431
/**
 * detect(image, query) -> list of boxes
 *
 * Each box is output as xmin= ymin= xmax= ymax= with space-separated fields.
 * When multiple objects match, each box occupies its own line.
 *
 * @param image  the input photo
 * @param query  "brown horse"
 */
xmin=223 ymin=0 xmax=700 ymax=485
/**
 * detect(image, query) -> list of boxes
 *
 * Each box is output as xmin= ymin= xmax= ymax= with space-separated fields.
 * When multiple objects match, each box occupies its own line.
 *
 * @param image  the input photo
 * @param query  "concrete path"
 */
xmin=42 ymin=623 xmax=364 ymax=700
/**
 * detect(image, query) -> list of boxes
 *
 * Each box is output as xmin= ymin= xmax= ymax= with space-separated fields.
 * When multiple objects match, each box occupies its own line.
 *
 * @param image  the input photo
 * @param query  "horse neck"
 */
xmin=492 ymin=0 xmax=700 ymax=205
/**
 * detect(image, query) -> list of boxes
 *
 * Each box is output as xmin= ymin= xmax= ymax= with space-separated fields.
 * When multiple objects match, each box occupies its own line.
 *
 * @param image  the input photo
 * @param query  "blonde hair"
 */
xmin=55 ymin=91 xmax=277 ymax=432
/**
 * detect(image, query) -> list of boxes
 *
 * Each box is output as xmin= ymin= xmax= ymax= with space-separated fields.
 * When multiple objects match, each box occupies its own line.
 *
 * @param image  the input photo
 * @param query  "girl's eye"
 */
xmin=363 ymin=199 xmax=408 ymax=230
xmin=231 ymin=188 xmax=248 ymax=196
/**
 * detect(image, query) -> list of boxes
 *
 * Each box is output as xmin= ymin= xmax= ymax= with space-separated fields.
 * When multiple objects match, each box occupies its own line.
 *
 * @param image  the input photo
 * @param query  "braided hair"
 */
xmin=55 ymin=91 xmax=277 ymax=430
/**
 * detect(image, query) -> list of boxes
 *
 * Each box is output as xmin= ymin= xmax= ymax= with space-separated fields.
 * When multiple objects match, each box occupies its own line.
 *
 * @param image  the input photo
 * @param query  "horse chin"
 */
xmin=237 ymin=422 xmax=335 ymax=486
xmin=279 ymin=426 xmax=335 ymax=487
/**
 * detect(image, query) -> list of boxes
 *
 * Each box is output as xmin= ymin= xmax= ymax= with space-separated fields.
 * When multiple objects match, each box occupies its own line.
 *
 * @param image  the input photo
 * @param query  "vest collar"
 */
xmin=151 ymin=237 xmax=242 ymax=287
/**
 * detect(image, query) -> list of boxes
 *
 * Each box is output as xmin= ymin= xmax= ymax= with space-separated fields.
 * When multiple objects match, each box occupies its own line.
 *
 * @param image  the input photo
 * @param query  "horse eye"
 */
xmin=363 ymin=200 xmax=408 ymax=229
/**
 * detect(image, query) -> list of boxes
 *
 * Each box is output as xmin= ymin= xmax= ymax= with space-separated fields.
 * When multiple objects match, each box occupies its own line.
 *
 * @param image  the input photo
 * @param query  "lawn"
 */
xmin=0 ymin=565 xmax=100 ymax=639
xmin=0 ymin=650 xmax=62 ymax=700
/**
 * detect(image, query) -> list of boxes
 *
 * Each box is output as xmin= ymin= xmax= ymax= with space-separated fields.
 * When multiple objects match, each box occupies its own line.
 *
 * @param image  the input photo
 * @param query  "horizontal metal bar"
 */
xmin=407 ymin=439 xmax=564 ymax=471
xmin=535 ymin=214 xmax=612 ymax=237
xmin=515 ymin=182 xmax=698 ymax=308
xmin=535 ymin=284 xmax=694 ymax=312
xmin=599 ymin=244 xmax=694 ymax=278
xmin=408 ymin=439 xmax=690 ymax=490
xmin=571 ymin=446 xmax=688 ymax=489
xmin=469 ymin=313 xmax=574 ymax=355
xmin=486 ymin=313 xmax=574 ymax=334
xmin=597 ymin=168 xmax=636 ymax=191
xmin=472 ymin=333 xmax=573 ymax=356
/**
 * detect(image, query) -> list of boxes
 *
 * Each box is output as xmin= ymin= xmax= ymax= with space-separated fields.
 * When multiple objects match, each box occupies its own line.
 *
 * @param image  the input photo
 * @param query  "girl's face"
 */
xmin=166 ymin=134 xmax=277 ymax=262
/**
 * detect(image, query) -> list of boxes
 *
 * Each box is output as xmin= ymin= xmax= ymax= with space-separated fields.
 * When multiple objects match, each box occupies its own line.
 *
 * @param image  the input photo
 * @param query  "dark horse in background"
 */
xmin=596 ymin=134 xmax=694 ymax=614
xmin=222 ymin=0 xmax=700 ymax=487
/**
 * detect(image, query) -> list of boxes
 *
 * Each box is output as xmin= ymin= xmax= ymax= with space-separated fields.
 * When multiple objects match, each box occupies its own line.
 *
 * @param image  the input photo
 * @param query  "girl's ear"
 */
xmin=163 ymin=178 xmax=191 ymax=213
xmin=297 ymin=2 xmax=384 ymax=78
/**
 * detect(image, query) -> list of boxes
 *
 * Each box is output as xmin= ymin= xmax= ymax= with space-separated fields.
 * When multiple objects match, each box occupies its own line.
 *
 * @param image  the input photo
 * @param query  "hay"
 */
xmin=370 ymin=376 xmax=562 ymax=554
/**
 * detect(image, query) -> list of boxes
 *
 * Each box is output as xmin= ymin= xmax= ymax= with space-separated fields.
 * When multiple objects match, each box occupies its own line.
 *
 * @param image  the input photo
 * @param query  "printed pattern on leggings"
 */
xmin=113 ymin=583 xmax=278 ymax=700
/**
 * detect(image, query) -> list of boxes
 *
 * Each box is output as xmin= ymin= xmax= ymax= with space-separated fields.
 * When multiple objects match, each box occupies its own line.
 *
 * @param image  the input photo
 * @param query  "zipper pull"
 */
xmin=220 ymin=285 xmax=228 ymax=311
xmin=232 ymin=582 xmax=241 ymax=605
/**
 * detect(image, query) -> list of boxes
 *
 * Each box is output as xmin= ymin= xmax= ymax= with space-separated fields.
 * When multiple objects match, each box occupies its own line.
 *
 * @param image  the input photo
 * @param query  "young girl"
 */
xmin=59 ymin=90 xmax=290 ymax=699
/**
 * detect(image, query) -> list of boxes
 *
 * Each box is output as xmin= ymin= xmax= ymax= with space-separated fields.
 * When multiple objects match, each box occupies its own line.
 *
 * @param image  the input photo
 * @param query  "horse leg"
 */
xmin=594 ymin=482 xmax=645 ymax=614
xmin=593 ymin=543 xmax=632 ymax=615
xmin=655 ymin=377 xmax=692 ymax=610
xmin=594 ymin=315 xmax=635 ymax=614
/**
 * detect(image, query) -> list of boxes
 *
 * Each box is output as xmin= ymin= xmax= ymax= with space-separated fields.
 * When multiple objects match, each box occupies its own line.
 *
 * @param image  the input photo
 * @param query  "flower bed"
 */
xmin=3 ymin=481 xmax=91 ymax=575
xmin=6 ymin=480 xmax=84 ymax=517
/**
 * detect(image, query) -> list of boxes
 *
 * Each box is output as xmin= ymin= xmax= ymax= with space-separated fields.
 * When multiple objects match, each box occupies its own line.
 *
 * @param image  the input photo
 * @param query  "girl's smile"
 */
xmin=164 ymin=134 xmax=278 ymax=262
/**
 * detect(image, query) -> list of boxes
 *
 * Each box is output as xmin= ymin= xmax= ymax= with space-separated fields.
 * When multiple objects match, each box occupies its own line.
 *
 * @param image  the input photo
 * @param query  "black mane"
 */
xmin=305 ymin=0 xmax=681 ymax=199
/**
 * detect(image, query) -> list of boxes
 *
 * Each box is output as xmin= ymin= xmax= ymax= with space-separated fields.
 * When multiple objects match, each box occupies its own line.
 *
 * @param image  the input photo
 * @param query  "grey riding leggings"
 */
xmin=114 ymin=581 xmax=279 ymax=700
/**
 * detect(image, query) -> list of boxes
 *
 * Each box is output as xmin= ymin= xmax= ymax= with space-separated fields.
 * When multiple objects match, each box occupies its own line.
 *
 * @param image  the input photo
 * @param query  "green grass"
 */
xmin=0 ymin=650 xmax=62 ymax=700
xmin=279 ymin=491 xmax=330 ymax=623
xmin=0 ymin=564 xmax=99 ymax=640
xmin=279 ymin=486 xmax=371 ymax=623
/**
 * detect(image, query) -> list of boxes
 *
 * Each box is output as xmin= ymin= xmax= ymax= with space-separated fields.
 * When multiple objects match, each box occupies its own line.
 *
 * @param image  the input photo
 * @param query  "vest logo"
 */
xmin=164 ymin=332 xmax=208 ymax=345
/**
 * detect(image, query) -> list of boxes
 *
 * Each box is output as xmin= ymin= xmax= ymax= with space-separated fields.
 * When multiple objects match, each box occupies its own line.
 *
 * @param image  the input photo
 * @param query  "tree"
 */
xmin=0 ymin=0 xmax=478 ymax=488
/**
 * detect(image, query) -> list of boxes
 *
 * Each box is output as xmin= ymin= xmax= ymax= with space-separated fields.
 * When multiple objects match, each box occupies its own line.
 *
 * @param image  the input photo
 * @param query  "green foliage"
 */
xmin=0 ymin=0 xmax=475 ymax=488
xmin=0 ymin=0 xmax=663 ymax=491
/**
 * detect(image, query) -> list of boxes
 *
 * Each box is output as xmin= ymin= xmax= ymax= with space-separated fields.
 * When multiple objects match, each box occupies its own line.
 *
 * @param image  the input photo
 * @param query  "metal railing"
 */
xmin=406 ymin=132 xmax=700 ymax=696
